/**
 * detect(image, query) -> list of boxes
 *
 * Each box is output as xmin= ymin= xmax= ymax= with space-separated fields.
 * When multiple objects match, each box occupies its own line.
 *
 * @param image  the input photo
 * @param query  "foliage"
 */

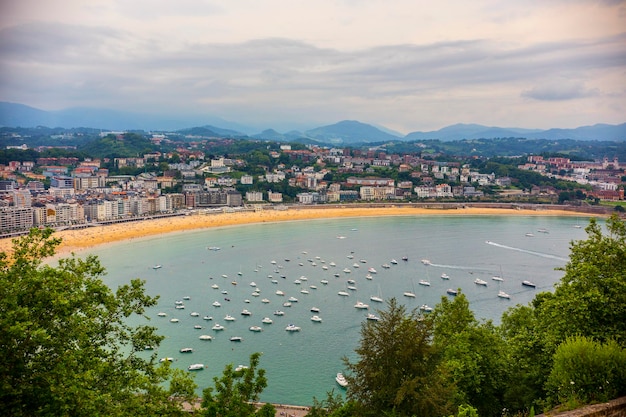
xmin=308 ymin=390 xmax=356 ymax=417
xmin=343 ymin=298 xmax=454 ymax=417
xmin=201 ymin=352 xmax=272 ymax=417
xmin=0 ymin=228 xmax=196 ymax=416
xmin=449 ymin=404 xmax=479 ymax=417
xmin=78 ymin=132 xmax=157 ymax=158
xmin=546 ymin=336 xmax=626 ymax=406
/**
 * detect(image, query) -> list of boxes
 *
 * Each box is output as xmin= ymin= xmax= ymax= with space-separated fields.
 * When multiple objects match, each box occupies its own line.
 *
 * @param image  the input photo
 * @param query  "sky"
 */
xmin=0 ymin=0 xmax=625 ymax=134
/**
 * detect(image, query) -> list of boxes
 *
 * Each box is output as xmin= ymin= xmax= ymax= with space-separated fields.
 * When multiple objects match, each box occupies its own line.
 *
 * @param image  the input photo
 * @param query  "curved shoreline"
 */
xmin=0 ymin=205 xmax=592 ymax=256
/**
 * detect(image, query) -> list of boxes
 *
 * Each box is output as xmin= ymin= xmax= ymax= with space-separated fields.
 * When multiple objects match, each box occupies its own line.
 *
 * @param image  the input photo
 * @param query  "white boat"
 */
xmin=368 ymin=267 xmax=377 ymax=274
xmin=538 ymin=228 xmax=549 ymax=234
xmin=440 ymin=273 xmax=450 ymax=280
xmin=320 ymin=279 xmax=329 ymax=285
xmin=294 ymin=279 xmax=301 ymax=285
xmin=365 ymin=274 xmax=373 ymax=280
xmin=175 ymin=305 xmax=185 ymax=309
xmin=311 ymin=315 xmax=323 ymax=322
xmin=335 ymin=372 xmax=348 ymax=388
xmin=190 ymin=312 xmax=199 ymax=317
xmin=343 ymin=268 xmax=351 ymax=273
xmin=157 ymin=312 xmax=167 ymax=317
xmin=338 ymin=291 xmax=350 ymax=297
xmin=211 ymin=284 xmax=219 ymax=289
xmin=244 ymin=299 xmax=251 ymax=303
xmin=329 ymin=262 xmax=336 ymax=267
xmin=403 ymin=291 xmax=416 ymax=298
xmin=212 ymin=301 xmax=221 ymax=307
xmin=183 ymin=296 xmax=191 ymax=300
xmin=276 ymin=290 xmax=285 ymax=296
xmin=283 ymin=301 xmax=292 ymax=307
xmin=159 ymin=357 xmax=174 ymax=362
xmin=273 ymin=310 xmax=285 ymax=316
xmin=261 ymin=298 xmax=270 ymax=303
xmin=208 ymin=246 xmax=220 ymax=251
xmin=199 ymin=335 xmax=213 ymax=340
xmin=153 ymin=265 xmax=162 ymax=269
xmin=359 ymin=259 xmax=367 ymax=263
xmin=188 ymin=363 xmax=204 ymax=371
xmin=492 ymin=276 xmax=504 ymax=282
xmin=352 ymin=263 xmax=360 ymax=268
xmin=381 ymin=263 xmax=391 ymax=269
xmin=180 ymin=347 xmax=193 ymax=353
xmin=446 ymin=288 xmax=458 ymax=296
xmin=420 ymin=304 xmax=433 ymax=313
xmin=212 ymin=323 xmax=225 ymax=330
xmin=241 ymin=309 xmax=252 ymax=316
xmin=194 ymin=325 xmax=202 ymax=329
xmin=309 ymin=285 xmax=317 ymax=289
xmin=288 ymin=296 xmax=298 ymax=302
xmin=249 ymin=326 xmax=263 ymax=332
xmin=310 ymin=306 xmax=320 ymax=312
xmin=522 ymin=280 xmax=536 ymax=288
xmin=525 ymin=233 xmax=534 ymax=237
xmin=474 ymin=278 xmax=488 ymax=286
xmin=370 ymin=294 xmax=383 ymax=302
xmin=229 ymin=336 xmax=243 ymax=342
xmin=421 ymin=259 xmax=431 ymax=265
xmin=354 ymin=301 xmax=369 ymax=309
xmin=262 ymin=317 xmax=273 ymax=324
xmin=203 ymin=316 xmax=213 ymax=321
xmin=366 ymin=313 xmax=380 ymax=321
xmin=347 ymin=285 xmax=357 ymax=291
xmin=418 ymin=280 xmax=431 ymax=286
xmin=285 ymin=324 xmax=301 ymax=332
xmin=498 ymin=290 xmax=511 ymax=299
xmin=390 ymin=259 xmax=398 ymax=265
xmin=170 ymin=318 xmax=179 ymax=323
xmin=224 ymin=315 xmax=236 ymax=321
xmin=249 ymin=281 xmax=256 ymax=287
xmin=300 ymin=289 xmax=309 ymax=294
xmin=235 ymin=365 xmax=248 ymax=372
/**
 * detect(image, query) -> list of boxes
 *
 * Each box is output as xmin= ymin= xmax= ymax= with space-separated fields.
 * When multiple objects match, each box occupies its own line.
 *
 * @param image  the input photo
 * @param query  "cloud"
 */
xmin=521 ymin=80 xmax=600 ymax=101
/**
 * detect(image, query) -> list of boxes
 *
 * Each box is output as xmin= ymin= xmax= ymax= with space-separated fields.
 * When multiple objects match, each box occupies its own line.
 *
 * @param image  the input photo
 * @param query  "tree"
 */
xmin=0 ymin=228 xmax=196 ymax=416
xmin=201 ymin=352 xmax=273 ymax=417
xmin=343 ymin=298 xmax=454 ymax=417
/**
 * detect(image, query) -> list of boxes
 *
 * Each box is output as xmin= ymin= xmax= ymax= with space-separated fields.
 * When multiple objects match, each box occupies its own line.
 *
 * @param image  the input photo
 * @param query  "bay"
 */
xmin=87 ymin=214 xmax=588 ymax=405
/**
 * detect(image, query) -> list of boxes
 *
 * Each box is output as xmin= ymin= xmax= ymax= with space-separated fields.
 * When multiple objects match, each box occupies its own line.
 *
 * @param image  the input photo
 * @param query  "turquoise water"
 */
xmin=85 ymin=215 xmax=588 ymax=405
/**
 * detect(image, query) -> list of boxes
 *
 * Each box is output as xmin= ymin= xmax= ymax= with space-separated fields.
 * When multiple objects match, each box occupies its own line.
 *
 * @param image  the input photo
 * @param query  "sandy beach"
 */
xmin=0 ymin=205 xmax=587 ymax=257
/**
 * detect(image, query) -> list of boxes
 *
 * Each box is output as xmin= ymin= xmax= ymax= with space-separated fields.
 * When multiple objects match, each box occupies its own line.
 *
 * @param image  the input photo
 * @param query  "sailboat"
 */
xmin=492 ymin=265 xmax=504 ymax=282
xmin=370 ymin=285 xmax=383 ymax=303
xmin=403 ymin=278 xmax=416 ymax=298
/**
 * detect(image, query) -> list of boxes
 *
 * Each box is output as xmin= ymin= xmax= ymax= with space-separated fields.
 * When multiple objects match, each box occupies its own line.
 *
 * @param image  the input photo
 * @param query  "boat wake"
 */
xmin=428 ymin=263 xmax=491 ymax=271
xmin=485 ymin=241 xmax=568 ymax=262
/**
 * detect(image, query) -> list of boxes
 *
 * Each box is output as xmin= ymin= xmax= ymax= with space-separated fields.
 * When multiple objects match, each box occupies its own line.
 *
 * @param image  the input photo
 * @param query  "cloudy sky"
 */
xmin=1 ymin=0 xmax=625 ymax=133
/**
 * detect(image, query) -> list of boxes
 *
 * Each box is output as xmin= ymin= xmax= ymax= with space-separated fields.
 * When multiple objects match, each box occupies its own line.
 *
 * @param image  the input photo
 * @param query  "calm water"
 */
xmin=84 ymin=215 xmax=589 ymax=405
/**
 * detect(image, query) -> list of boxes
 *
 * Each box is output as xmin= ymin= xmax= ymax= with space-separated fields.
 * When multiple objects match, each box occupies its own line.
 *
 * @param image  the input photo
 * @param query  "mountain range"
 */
xmin=1 ymin=101 xmax=625 ymax=143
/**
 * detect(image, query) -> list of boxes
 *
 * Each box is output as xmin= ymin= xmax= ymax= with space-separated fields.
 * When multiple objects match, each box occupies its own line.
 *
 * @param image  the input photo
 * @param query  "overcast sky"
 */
xmin=1 ymin=0 xmax=625 ymax=133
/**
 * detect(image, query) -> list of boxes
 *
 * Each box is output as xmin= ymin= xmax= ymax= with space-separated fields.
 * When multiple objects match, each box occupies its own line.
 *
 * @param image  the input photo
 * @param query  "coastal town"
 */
xmin=1 ymin=130 xmax=624 ymax=234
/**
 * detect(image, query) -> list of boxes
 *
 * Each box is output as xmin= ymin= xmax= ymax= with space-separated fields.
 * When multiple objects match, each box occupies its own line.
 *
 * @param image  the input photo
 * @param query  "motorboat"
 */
xmin=310 ymin=307 xmax=320 ymax=312
xmin=418 ymin=280 xmax=431 ymax=286
xmin=285 ymin=324 xmax=301 ymax=332
xmin=288 ymin=296 xmax=298 ymax=302
xmin=366 ymin=313 xmax=380 ymax=321
xmin=338 ymin=291 xmax=350 ymax=297
xmin=241 ymin=309 xmax=252 ymax=316
xmin=157 ymin=312 xmax=167 ymax=317
xmin=370 ymin=295 xmax=383 ymax=303
xmin=190 ymin=312 xmax=199 ymax=317
xmin=229 ymin=336 xmax=243 ymax=342
xmin=343 ymin=268 xmax=351 ymax=273
xmin=180 ymin=347 xmax=193 ymax=353
xmin=212 ymin=301 xmax=221 ymax=307
xmin=188 ymin=364 xmax=204 ymax=371
xmin=261 ymin=298 xmax=270 ymax=303
xmin=381 ymin=263 xmax=391 ymax=269
xmin=153 ymin=265 xmax=162 ymax=270
xmin=273 ymin=310 xmax=285 ymax=316
xmin=211 ymin=284 xmax=219 ymax=289
xmin=498 ymin=290 xmax=511 ymax=299
xmin=262 ymin=317 xmax=273 ymax=324
xmin=249 ymin=326 xmax=263 ymax=332
xmin=368 ymin=267 xmax=377 ymax=274
xmin=420 ymin=305 xmax=433 ymax=313
xmin=421 ymin=259 xmax=431 ymax=265
xmin=446 ymin=288 xmax=458 ymax=296
xmin=159 ymin=357 xmax=174 ymax=362
xmin=194 ymin=325 xmax=202 ymax=329
xmin=440 ymin=273 xmax=450 ymax=280
xmin=390 ymin=259 xmax=398 ymax=265
xmin=224 ymin=315 xmax=236 ymax=321
xmin=212 ymin=323 xmax=225 ymax=331
xmin=354 ymin=301 xmax=369 ymax=309
xmin=203 ymin=316 xmax=213 ymax=321
xmin=276 ymin=290 xmax=285 ymax=296
xmin=170 ymin=318 xmax=179 ymax=323
xmin=175 ymin=305 xmax=185 ymax=309
xmin=283 ymin=301 xmax=292 ymax=307
xmin=311 ymin=315 xmax=323 ymax=322
xmin=403 ymin=291 xmax=416 ymax=298
xmin=335 ymin=372 xmax=348 ymax=388
xmin=474 ymin=278 xmax=488 ymax=286
xmin=199 ymin=335 xmax=213 ymax=340
xmin=522 ymin=280 xmax=536 ymax=288
xmin=320 ymin=280 xmax=329 ymax=285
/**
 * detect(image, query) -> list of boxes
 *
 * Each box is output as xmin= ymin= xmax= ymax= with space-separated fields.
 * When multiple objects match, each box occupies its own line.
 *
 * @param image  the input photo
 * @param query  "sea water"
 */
xmin=85 ymin=215 xmax=589 ymax=405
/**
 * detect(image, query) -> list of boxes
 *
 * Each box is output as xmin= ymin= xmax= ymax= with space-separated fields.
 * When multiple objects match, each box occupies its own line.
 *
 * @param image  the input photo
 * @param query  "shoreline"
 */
xmin=0 ymin=205 xmax=592 ymax=256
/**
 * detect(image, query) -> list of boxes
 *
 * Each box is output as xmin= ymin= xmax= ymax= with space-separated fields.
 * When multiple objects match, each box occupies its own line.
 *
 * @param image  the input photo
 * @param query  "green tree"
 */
xmin=0 ymin=228 xmax=196 ymax=416
xmin=201 ymin=352 xmax=273 ymax=417
xmin=343 ymin=298 xmax=454 ymax=417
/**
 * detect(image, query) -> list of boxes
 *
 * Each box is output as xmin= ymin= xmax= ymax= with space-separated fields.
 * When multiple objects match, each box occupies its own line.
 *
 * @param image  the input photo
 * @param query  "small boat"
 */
xmin=294 ymin=279 xmax=302 ymax=285
xmin=421 ymin=259 xmax=431 ymax=265
xmin=498 ymin=290 xmax=511 ymax=299
xmin=402 ymin=256 xmax=408 ymax=261
xmin=285 ymin=324 xmax=301 ymax=332
xmin=283 ymin=302 xmax=292 ymax=307
xmin=203 ymin=316 xmax=213 ymax=321
xmin=244 ymin=299 xmax=251 ymax=303
xmin=522 ymin=280 xmax=536 ymax=288
xmin=249 ymin=281 xmax=256 ymax=287
xmin=221 ymin=290 xmax=228 ymax=294
xmin=492 ymin=276 xmax=504 ymax=282
xmin=360 ymin=259 xmax=367 ymax=263
xmin=188 ymin=364 xmax=204 ymax=371
xmin=276 ymin=290 xmax=284 ymax=296
xmin=190 ymin=312 xmax=199 ymax=317
xmin=538 ymin=228 xmax=549 ymax=234
xmin=403 ymin=291 xmax=416 ymax=298
xmin=366 ymin=313 xmax=380 ymax=321
xmin=288 ymin=296 xmax=299 ymax=302
xmin=347 ymin=285 xmax=357 ymax=291
xmin=241 ymin=309 xmax=252 ymax=316
xmin=446 ymin=288 xmax=458 ymax=296
xmin=329 ymin=262 xmax=336 ymax=267
xmin=194 ymin=325 xmax=202 ymax=329
xmin=262 ymin=317 xmax=273 ymax=324
xmin=212 ymin=301 xmax=221 ymax=307
xmin=199 ymin=335 xmax=213 ymax=340
xmin=211 ymin=284 xmax=219 ymax=289
xmin=343 ymin=268 xmax=351 ymax=273
xmin=474 ymin=278 xmax=488 ymax=286
xmin=347 ymin=279 xmax=356 ymax=284
xmin=180 ymin=347 xmax=193 ymax=353
xmin=229 ymin=336 xmax=243 ymax=342
xmin=183 ymin=296 xmax=191 ymax=300
xmin=235 ymin=365 xmax=248 ymax=372
xmin=309 ymin=285 xmax=317 ymax=289
xmin=338 ymin=291 xmax=350 ymax=297
xmin=320 ymin=279 xmax=329 ymax=285
xmin=310 ymin=307 xmax=320 ymax=312
xmin=212 ymin=323 xmax=225 ymax=330
xmin=365 ymin=274 xmax=373 ymax=280
xmin=525 ymin=233 xmax=534 ymax=237
xmin=382 ymin=263 xmax=391 ymax=269
xmin=300 ymin=289 xmax=309 ymax=294
xmin=368 ymin=267 xmax=377 ymax=274
xmin=440 ymin=273 xmax=450 ymax=280
xmin=261 ymin=298 xmax=270 ymax=303
xmin=175 ymin=305 xmax=185 ymax=309
xmin=153 ymin=265 xmax=162 ymax=269
xmin=336 ymin=372 xmax=348 ymax=388
xmin=224 ymin=315 xmax=236 ymax=321
xmin=273 ymin=310 xmax=285 ymax=316
xmin=420 ymin=305 xmax=433 ymax=313
xmin=334 ymin=273 xmax=340 ymax=277
xmin=418 ymin=280 xmax=431 ymax=286
xmin=170 ymin=318 xmax=179 ymax=323
xmin=390 ymin=259 xmax=398 ymax=265
xmin=159 ymin=357 xmax=174 ymax=362
xmin=354 ymin=301 xmax=369 ymax=309
xmin=208 ymin=246 xmax=220 ymax=251
xmin=311 ymin=315 xmax=323 ymax=322
xmin=249 ymin=326 xmax=263 ymax=332
xmin=157 ymin=312 xmax=167 ymax=317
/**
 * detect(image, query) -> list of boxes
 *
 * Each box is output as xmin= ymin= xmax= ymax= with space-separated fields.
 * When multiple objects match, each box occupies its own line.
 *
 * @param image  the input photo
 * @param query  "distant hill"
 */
xmin=177 ymin=125 xmax=245 ymax=138
xmin=304 ymin=120 xmax=401 ymax=144
xmin=405 ymin=123 xmax=626 ymax=141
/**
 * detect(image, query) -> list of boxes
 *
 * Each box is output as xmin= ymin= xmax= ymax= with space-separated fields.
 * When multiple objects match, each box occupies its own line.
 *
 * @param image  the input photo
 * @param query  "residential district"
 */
xmin=1 ymin=137 xmax=624 ymax=234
